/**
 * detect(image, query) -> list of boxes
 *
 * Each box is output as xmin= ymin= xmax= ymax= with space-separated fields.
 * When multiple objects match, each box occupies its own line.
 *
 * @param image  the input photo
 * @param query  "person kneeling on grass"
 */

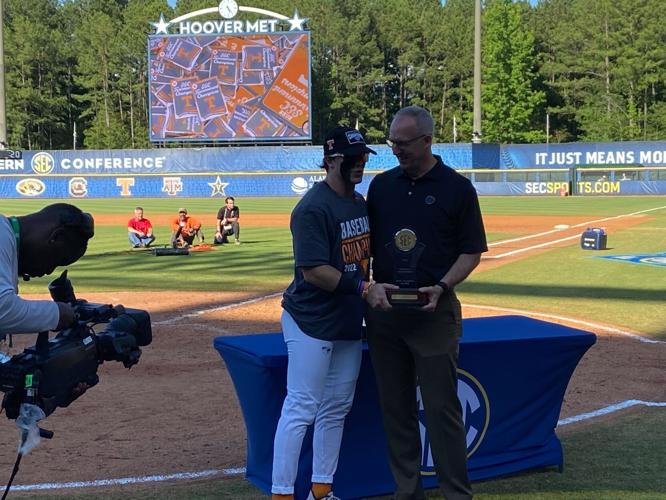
xmin=127 ymin=207 xmax=155 ymax=248
xmin=214 ymin=196 xmax=241 ymax=245
xmin=171 ymin=207 xmax=204 ymax=248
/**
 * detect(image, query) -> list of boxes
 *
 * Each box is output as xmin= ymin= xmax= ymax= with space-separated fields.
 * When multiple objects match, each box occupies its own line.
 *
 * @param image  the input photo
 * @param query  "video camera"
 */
xmin=0 ymin=271 xmax=152 ymax=420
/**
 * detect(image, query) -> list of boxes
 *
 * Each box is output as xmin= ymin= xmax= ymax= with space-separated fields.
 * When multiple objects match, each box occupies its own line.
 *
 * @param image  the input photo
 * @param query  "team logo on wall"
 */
xmin=208 ymin=176 xmax=229 ymax=197
xmin=16 ymin=178 xmax=46 ymax=197
xmin=418 ymin=369 xmax=490 ymax=474
xmin=290 ymin=176 xmax=308 ymax=195
xmin=69 ymin=177 xmax=88 ymax=198
xmin=162 ymin=176 xmax=183 ymax=196
xmin=290 ymin=174 xmax=324 ymax=195
xmin=117 ymin=178 xmax=135 ymax=196
xmin=31 ymin=152 xmax=55 ymax=175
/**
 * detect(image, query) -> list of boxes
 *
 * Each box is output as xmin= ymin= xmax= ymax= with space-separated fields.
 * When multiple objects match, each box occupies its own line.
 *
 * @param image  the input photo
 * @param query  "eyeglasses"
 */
xmin=386 ymin=134 xmax=427 ymax=149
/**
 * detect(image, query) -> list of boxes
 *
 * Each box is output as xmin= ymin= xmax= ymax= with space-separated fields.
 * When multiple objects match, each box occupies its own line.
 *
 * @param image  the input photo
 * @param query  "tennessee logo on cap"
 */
xmin=326 ymin=139 xmax=335 ymax=150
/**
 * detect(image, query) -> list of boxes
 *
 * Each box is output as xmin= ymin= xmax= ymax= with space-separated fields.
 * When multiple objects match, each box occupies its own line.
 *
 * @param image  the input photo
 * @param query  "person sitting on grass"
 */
xmin=214 ymin=196 xmax=241 ymax=245
xmin=127 ymin=207 xmax=155 ymax=249
xmin=171 ymin=207 xmax=204 ymax=248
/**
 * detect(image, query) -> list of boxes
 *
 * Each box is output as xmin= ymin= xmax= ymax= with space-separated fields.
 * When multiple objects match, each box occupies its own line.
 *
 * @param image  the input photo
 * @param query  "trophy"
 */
xmin=385 ymin=228 xmax=427 ymax=307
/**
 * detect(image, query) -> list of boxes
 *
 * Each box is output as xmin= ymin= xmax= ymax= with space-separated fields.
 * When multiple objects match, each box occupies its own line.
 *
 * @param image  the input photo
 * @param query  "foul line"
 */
xmin=558 ymin=400 xmax=666 ymax=426
xmin=485 ymin=234 xmax=580 ymax=258
xmin=5 ymin=399 xmax=665 ymax=492
xmin=463 ymin=303 xmax=665 ymax=344
xmin=152 ymin=292 xmax=282 ymax=326
xmin=0 ymin=468 xmax=240 ymax=492
xmin=486 ymin=204 xmax=666 ymax=258
xmin=151 ymin=295 xmax=665 ymax=344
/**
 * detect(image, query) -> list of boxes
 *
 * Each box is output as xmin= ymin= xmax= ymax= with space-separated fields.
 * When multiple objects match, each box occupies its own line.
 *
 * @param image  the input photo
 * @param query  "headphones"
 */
xmin=8 ymin=216 xmax=20 ymax=256
xmin=8 ymin=216 xmax=30 ymax=281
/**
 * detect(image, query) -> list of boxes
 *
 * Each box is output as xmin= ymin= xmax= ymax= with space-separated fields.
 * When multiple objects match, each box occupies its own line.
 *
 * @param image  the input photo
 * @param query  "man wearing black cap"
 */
xmin=0 ymin=203 xmax=94 ymax=336
xmin=272 ymin=126 xmax=375 ymax=500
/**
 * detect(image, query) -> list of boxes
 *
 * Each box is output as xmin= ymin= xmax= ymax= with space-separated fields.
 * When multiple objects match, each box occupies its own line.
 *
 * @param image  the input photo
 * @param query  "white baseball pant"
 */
xmin=271 ymin=310 xmax=362 ymax=494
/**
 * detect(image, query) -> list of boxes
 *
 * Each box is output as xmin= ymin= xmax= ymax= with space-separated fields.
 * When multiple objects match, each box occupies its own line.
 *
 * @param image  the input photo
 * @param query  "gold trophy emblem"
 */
xmin=385 ymin=228 xmax=427 ymax=307
xmin=394 ymin=229 xmax=417 ymax=252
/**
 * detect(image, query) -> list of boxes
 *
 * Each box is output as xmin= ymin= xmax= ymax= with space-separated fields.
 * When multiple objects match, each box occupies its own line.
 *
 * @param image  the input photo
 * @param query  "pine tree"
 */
xmin=481 ymin=0 xmax=545 ymax=143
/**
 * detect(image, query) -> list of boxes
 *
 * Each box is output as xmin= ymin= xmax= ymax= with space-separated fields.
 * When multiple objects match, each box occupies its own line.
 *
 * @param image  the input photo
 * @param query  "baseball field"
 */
xmin=0 ymin=196 xmax=664 ymax=500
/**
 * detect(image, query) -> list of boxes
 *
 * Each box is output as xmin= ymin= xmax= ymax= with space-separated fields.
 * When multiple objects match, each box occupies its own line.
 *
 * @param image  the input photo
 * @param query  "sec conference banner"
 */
xmin=0 ymin=145 xmax=477 ymax=175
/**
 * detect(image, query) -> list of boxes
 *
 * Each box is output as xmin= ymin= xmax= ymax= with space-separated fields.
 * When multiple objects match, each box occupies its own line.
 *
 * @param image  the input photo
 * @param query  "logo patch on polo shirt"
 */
xmin=425 ymin=195 xmax=436 ymax=205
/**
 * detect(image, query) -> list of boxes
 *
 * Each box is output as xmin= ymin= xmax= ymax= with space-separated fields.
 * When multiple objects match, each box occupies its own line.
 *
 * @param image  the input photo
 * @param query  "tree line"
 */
xmin=4 ymin=0 xmax=664 ymax=150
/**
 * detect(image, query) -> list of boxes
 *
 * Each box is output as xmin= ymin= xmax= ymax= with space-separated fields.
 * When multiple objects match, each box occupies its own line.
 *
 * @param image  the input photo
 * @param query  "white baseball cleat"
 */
xmin=306 ymin=491 xmax=340 ymax=500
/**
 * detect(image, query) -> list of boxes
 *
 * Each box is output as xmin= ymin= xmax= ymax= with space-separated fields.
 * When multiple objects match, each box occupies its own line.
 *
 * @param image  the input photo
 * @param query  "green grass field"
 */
xmin=1 ymin=195 xmax=665 ymax=499
xmin=3 ymin=196 xmax=664 ymax=336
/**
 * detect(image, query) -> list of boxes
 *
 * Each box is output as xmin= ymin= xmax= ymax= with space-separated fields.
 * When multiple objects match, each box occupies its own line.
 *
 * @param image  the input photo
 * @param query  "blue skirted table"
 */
xmin=214 ymin=315 xmax=596 ymax=499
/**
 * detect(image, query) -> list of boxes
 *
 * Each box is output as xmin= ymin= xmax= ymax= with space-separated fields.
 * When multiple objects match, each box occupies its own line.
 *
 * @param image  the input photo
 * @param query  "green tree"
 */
xmin=4 ymin=0 xmax=72 ymax=149
xmin=117 ymin=0 xmax=172 ymax=148
xmin=481 ymin=0 xmax=545 ymax=143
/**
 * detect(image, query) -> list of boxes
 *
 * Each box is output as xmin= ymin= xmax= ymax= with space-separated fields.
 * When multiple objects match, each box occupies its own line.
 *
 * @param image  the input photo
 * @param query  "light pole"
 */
xmin=472 ymin=0 xmax=482 ymax=144
xmin=0 ymin=0 xmax=7 ymax=146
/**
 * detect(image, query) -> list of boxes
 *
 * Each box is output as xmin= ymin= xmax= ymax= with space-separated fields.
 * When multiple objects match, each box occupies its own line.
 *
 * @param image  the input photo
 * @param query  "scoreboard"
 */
xmin=148 ymin=32 xmax=311 ymax=143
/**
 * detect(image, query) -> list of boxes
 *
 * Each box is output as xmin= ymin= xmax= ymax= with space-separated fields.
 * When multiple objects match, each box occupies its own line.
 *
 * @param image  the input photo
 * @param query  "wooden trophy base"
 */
xmin=386 ymin=288 xmax=428 ymax=307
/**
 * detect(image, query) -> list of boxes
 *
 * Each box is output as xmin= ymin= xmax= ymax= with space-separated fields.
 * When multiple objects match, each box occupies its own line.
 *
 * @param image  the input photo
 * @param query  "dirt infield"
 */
xmin=0 ymin=211 xmax=662 ymax=492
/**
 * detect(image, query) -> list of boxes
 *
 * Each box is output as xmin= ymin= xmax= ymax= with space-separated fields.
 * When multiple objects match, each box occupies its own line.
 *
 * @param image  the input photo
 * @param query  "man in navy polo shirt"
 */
xmin=365 ymin=106 xmax=487 ymax=500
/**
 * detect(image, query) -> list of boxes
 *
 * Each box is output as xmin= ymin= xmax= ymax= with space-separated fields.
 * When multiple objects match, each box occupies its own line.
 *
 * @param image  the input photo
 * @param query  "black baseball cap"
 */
xmin=323 ymin=126 xmax=376 ymax=157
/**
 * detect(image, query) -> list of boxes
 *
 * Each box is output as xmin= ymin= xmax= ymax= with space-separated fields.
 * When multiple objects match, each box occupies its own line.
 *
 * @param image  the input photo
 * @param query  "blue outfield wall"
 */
xmin=501 ymin=141 xmax=666 ymax=169
xmin=0 ymin=141 xmax=664 ymax=198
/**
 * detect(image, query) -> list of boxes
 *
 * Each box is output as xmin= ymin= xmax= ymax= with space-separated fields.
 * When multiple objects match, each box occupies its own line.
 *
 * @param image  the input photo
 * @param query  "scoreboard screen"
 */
xmin=148 ymin=32 xmax=311 ymax=142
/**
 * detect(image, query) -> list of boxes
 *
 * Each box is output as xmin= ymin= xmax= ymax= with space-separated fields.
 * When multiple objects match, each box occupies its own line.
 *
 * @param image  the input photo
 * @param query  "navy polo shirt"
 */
xmin=367 ymin=155 xmax=487 ymax=286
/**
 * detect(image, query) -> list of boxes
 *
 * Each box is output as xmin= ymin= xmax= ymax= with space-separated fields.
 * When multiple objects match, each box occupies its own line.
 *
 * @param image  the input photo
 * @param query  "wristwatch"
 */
xmin=436 ymin=280 xmax=450 ymax=293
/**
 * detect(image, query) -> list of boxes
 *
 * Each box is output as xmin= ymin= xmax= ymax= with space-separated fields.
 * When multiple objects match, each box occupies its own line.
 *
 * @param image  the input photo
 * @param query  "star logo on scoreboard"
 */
xmin=287 ymin=10 xmax=308 ymax=31
xmin=208 ymin=176 xmax=229 ymax=197
xmin=151 ymin=13 xmax=170 ymax=35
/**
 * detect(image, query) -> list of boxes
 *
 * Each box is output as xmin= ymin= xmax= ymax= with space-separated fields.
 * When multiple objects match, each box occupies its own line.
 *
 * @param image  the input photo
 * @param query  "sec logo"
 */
xmin=16 ymin=178 xmax=46 ymax=197
xmin=31 ymin=152 xmax=55 ymax=175
xmin=418 ymin=369 xmax=490 ymax=475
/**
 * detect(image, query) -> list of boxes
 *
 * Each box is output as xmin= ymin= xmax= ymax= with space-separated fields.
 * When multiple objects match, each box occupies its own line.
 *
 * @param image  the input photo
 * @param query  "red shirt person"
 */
xmin=127 ymin=207 xmax=155 ymax=248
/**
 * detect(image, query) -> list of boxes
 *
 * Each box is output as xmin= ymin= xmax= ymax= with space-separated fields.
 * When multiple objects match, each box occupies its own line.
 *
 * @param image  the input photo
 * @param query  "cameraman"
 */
xmin=0 ymin=203 xmax=94 ymax=336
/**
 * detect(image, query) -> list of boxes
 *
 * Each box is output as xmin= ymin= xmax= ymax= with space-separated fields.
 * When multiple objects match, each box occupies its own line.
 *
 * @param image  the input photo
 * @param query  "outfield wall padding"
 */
xmin=2 ymin=141 xmax=664 ymax=198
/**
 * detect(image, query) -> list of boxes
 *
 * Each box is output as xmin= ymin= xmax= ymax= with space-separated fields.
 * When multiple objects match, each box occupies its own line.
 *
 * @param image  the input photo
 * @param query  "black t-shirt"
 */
xmin=367 ymin=155 xmax=487 ymax=286
xmin=217 ymin=206 xmax=239 ymax=221
xmin=282 ymin=181 xmax=370 ymax=341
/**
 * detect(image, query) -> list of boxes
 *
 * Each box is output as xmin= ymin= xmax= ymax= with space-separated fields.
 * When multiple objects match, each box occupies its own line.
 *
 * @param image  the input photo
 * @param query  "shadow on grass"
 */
xmin=458 ymin=281 xmax=664 ymax=303
xmin=20 ymin=250 xmax=294 ymax=293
